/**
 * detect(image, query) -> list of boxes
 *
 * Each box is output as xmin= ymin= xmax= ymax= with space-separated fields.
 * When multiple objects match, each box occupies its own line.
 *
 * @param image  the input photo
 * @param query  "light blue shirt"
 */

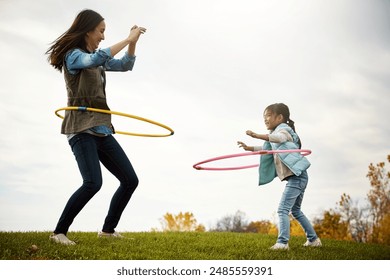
xmin=65 ymin=48 xmax=136 ymax=74
xmin=65 ymin=48 xmax=136 ymax=137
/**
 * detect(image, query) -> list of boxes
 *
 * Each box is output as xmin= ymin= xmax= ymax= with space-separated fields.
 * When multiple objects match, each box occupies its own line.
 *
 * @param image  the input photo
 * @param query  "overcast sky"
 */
xmin=0 ymin=0 xmax=389 ymax=233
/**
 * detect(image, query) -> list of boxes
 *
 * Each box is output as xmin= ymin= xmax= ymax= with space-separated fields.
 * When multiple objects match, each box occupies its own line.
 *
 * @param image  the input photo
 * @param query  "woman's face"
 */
xmin=85 ymin=20 xmax=106 ymax=52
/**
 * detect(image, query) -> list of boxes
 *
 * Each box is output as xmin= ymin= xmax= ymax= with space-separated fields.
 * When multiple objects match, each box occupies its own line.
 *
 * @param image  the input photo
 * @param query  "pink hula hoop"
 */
xmin=193 ymin=149 xmax=312 ymax=171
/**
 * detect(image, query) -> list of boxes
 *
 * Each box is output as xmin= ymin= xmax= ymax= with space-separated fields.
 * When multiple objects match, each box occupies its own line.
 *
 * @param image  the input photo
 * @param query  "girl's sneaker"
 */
xmin=303 ymin=238 xmax=322 ymax=247
xmin=270 ymin=243 xmax=289 ymax=250
xmin=49 ymin=233 xmax=76 ymax=245
xmin=97 ymin=231 xmax=124 ymax=238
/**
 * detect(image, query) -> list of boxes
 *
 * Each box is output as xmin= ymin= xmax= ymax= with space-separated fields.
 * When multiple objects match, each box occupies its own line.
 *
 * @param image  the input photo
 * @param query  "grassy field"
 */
xmin=1 ymin=231 xmax=389 ymax=260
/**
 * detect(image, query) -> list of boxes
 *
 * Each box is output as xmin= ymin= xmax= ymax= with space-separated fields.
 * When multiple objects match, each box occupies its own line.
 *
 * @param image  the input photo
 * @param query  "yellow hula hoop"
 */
xmin=55 ymin=106 xmax=174 ymax=137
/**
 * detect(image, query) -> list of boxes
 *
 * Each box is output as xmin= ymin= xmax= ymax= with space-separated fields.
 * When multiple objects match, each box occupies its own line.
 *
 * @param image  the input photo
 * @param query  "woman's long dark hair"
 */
xmin=46 ymin=9 xmax=104 ymax=72
xmin=265 ymin=103 xmax=302 ymax=148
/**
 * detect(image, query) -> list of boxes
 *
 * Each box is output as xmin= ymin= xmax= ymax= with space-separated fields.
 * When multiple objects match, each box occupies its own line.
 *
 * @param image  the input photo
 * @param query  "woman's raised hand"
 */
xmin=128 ymin=25 xmax=147 ymax=44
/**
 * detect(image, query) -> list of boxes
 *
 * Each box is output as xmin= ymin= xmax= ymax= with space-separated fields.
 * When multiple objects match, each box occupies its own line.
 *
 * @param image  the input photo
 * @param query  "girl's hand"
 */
xmin=237 ymin=141 xmax=252 ymax=151
xmin=246 ymin=130 xmax=257 ymax=138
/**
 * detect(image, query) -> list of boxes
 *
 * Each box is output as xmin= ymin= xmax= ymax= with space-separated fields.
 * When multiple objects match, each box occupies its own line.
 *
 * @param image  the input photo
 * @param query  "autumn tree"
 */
xmin=314 ymin=155 xmax=390 ymax=244
xmin=313 ymin=209 xmax=352 ymax=241
xmin=245 ymin=220 xmax=275 ymax=234
xmin=211 ymin=210 xmax=248 ymax=232
xmin=366 ymin=155 xmax=390 ymax=244
xmin=312 ymin=194 xmax=370 ymax=242
xmin=159 ymin=212 xmax=205 ymax=232
xmin=337 ymin=193 xmax=371 ymax=242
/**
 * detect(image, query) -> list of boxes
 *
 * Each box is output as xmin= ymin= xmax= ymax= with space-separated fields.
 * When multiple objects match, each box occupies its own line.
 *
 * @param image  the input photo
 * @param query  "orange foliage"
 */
xmin=246 ymin=220 xmax=275 ymax=234
xmin=290 ymin=218 xmax=306 ymax=237
xmin=313 ymin=210 xmax=352 ymax=241
xmin=160 ymin=212 xmax=205 ymax=232
xmin=366 ymin=155 xmax=390 ymax=244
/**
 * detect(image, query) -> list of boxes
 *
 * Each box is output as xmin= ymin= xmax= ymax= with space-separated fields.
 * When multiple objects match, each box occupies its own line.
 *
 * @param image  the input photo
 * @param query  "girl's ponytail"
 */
xmin=286 ymin=118 xmax=302 ymax=148
xmin=286 ymin=118 xmax=295 ymax=131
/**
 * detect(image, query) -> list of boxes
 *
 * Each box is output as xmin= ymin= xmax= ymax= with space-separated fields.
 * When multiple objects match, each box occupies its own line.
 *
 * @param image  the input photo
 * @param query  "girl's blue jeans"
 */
xmin=276 ymin=170 xmax=318 ymax=244
xmin=54 ymin=133 xmax=138 ymax=235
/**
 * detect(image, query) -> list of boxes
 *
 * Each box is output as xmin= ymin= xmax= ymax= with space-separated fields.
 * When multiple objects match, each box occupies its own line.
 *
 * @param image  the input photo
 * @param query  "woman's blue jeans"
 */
xmin=276 ymin=170 xmax=318 ymax=244
xmin=54 ymin=133 xmax=138 ymax=235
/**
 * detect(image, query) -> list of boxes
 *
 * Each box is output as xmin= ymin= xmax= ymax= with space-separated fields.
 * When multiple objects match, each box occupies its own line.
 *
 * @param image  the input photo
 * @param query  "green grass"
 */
xmin=1 ymin=231 xmax=389 ymax=260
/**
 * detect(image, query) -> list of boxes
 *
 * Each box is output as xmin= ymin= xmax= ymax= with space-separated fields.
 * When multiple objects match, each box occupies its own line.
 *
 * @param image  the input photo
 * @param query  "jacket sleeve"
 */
xmin=65 ymin=48 xmax=136 ymax=74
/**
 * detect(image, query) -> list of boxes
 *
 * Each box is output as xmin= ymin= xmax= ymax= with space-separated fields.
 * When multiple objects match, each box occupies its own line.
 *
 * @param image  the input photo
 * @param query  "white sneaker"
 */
xmin=49 ymin=233 xmax=76 ymax=245
xmin=98 ymin=231 xmax=124 ymax=238
xmin=303 ymin=238 xmax=322 ymax=247
xmin=270 ymin=243 xmax=289 ymax=250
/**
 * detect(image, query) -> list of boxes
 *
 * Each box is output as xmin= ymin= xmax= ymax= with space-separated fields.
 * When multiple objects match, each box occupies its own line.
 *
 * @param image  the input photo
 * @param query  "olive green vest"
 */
xmin=61 ymin=66 xmax=112 ymax=134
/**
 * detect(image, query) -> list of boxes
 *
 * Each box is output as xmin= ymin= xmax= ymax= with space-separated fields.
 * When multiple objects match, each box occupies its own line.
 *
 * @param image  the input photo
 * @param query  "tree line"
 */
xmin=155 ymin=155 xmax=390 ymax=245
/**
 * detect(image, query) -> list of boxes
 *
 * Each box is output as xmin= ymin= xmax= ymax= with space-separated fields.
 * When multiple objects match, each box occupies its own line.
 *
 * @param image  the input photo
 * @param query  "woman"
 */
xmin=46 ymin=9 xmax=146 ymax=245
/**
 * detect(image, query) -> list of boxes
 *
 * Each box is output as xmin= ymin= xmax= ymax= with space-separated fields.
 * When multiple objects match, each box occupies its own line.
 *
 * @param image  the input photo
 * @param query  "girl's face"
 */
xmin=85 ymin=21 xmax=106 ymax=52
xmin=263 ymin=109 xmax=283 ymax=130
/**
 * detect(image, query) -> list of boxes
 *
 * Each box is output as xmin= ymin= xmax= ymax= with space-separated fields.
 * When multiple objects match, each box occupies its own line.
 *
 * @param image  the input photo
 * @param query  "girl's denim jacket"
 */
xmin=258 ymin=123 xmax=311 ymax=185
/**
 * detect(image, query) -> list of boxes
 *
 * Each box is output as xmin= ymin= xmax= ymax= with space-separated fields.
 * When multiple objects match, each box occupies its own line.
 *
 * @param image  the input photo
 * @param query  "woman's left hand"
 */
xmin=128 ymin=25 xmax=147 ymax=44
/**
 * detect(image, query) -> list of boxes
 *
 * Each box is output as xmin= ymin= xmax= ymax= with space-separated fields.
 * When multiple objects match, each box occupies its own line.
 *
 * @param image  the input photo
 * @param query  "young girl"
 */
xmin=237 ymin=103 xmax=321 ymax=250
xmin=46 ymin=9 xmax=146 ymax=245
